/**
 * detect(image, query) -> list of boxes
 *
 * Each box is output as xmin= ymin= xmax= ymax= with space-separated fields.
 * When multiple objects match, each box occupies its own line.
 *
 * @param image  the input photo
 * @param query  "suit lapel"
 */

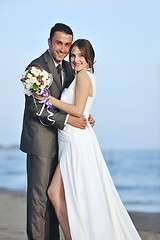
xmin=44 ymin=51 xmax=62 ymax=90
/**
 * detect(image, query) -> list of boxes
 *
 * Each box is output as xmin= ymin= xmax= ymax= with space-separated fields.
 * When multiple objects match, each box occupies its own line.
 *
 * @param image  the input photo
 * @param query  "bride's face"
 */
xmin=70 ymin=46 xmax=89 ymax=72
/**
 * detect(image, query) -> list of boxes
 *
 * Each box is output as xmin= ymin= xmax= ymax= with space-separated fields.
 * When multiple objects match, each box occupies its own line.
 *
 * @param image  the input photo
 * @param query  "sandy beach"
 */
xmin=0 ymin=188 xmax=159 ymax=240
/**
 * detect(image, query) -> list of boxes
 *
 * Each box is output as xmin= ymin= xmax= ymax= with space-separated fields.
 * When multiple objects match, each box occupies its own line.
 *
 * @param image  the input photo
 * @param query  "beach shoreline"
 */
xmin=0 ymin=188 xmax=159 ymax=240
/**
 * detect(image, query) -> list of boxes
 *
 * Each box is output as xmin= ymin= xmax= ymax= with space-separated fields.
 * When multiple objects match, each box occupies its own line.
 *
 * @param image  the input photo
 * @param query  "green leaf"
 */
xmin=33 ymin=83 xmax=39 ymax=90
xmin=31 ymin=89 xmax=36 ymax=94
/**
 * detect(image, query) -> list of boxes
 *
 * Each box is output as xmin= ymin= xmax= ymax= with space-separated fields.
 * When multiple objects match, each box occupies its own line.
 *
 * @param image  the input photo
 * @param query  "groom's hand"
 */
xmin=88 ymin=114 xmax=95 ymax=127
xmin=67 ymin=115 xmax=87 ymax=129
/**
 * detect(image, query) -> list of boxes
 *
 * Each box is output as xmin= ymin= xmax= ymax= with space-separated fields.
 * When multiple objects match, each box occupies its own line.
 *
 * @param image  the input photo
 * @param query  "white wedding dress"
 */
xmin=58 ymin=71 xmax=141 ymax=240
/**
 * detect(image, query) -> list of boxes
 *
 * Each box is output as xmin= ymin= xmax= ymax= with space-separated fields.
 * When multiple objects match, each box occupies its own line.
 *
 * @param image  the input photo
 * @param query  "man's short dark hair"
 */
xmin=49 ymin=23 xmax=73 ymax=41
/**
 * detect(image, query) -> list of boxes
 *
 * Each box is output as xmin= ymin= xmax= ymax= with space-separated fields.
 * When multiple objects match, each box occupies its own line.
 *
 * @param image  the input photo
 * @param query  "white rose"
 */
xmin=34 ymin=70 xmax=40 ymax=77
xmin=30 ymin=67 xmax=37 ymax=74
xmin=26 ymin=79 xmax=30 ymax=84
xmin=42 ymin=77 xmax=47 ymax=82
xmin=30 ymin=77 xmax=37 ymax=83
xmin=41 ymin=70 xmax=48 ymax=78
xmin=27 ymin=73 xmax=32 ymax=79
xmin=36 ymin=81 xmax=41 ymax=85
xmin=40 ymin=85 xmax=45 ymax=90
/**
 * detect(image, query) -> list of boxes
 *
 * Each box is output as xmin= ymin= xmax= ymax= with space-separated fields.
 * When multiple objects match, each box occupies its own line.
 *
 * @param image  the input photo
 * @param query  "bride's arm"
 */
xmin=49 ymin=71 xmax=91 ymax=117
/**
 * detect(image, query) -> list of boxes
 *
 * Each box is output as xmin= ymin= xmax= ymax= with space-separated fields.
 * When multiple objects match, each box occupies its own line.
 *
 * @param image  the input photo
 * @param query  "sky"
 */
xmin=0 ymin=0 xmax=160 ymax=150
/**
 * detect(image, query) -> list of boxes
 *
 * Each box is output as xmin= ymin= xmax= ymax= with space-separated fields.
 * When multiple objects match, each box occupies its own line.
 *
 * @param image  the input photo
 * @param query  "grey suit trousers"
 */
xmin=27 ymin=154 xmax=59 ymax=240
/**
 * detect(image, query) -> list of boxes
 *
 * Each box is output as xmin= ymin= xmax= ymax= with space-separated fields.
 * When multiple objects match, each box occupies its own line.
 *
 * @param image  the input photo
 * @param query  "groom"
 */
xmin=20 ymin=23 xmax=94 ymax=240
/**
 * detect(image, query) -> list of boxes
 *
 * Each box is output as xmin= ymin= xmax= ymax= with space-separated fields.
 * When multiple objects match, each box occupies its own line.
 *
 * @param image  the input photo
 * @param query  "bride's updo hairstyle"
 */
xmin=69 ymin=39 xmax=95 ymax=73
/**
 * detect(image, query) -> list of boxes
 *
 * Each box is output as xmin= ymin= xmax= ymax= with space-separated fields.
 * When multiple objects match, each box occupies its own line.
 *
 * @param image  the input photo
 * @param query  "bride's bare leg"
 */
xmin=48 ymin=163 xmax=72 ymax=240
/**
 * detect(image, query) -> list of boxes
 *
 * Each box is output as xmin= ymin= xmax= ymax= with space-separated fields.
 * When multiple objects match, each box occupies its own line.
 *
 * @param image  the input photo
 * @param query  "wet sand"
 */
xmin=0 ymin=188 xmax=159 ymax=240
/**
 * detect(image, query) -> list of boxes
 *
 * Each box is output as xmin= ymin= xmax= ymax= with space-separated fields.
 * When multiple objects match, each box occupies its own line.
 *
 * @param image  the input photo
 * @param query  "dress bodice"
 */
xmin=61 ymin=71 xmax=96 ymax=118
xmin=58 ymin=71 xmax=96 ymax=141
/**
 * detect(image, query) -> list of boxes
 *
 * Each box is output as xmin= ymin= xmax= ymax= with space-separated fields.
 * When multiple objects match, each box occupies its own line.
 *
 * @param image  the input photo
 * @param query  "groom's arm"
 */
xmin=27 ymin=96 xmax=88 ymax=130
xmin=26 ymin=94 xmax=67 ymax=129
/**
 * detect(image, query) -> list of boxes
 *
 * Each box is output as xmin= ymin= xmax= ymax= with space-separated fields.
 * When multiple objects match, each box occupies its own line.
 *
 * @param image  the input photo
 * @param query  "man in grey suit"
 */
xmin=20 ymin=23 xmax=92 ymax=240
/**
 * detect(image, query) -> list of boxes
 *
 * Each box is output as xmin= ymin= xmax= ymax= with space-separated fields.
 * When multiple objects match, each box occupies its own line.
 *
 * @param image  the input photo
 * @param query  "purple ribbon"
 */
xmin=45 ymin=97 xmax=54 ymax=110
xmin=43 ymin=89 xmax=54 ymax=110
xmin=41 ymin=89 xmax=50 ymax=97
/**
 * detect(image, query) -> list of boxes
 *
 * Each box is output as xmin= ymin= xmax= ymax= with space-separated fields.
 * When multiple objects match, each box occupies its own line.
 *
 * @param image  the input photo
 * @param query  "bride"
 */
xmin=35 ymin=39 xmax=141 ymax=240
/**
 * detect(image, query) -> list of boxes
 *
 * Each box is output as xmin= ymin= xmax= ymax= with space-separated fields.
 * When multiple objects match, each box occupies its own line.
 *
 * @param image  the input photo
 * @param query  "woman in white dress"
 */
xmin=36 ymin=39 xmax=142 ymax=240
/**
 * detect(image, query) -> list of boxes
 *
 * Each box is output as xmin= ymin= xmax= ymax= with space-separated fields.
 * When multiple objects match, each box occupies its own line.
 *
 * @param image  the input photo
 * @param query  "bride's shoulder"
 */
xmin=77 ymin=70 xmax=94 ymax=80
xmin=76 ymin=70 xmax=92 ymax=84
xmin=77 ymin=70 xmax=88 ymax=76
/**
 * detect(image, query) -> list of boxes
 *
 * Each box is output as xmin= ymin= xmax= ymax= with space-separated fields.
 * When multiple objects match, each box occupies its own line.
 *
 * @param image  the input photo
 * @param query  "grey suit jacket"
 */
xmin=20 ymin=50 xmax=74 ymax=157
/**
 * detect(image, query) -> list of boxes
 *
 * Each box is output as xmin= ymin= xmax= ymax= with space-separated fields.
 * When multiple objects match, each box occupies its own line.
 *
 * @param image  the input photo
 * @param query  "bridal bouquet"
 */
xmin=20 ymin=66 xmax=52 ymax=96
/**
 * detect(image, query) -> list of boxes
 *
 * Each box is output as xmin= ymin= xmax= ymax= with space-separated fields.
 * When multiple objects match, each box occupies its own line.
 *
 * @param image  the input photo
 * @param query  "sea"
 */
xmin=0 ymin=147 xmax=159 ymax=213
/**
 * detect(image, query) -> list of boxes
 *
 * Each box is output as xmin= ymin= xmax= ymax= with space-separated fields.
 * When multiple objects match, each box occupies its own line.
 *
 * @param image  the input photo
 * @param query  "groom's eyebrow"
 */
xmin=55 ymin=40 xmax=71 ymax=46
xmin=55 ymin=40 xmax=62 ymax=44
xmin=65 ymin=42 xmax=72 ymax=46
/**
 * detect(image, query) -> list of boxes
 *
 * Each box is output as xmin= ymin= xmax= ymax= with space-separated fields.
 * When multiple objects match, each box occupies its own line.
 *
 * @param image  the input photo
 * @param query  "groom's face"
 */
xmin=48 ymin=31 xmax=73 ymax=64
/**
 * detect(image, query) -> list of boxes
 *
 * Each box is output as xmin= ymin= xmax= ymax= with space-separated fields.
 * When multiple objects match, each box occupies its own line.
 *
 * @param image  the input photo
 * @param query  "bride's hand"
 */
xmin=34 ymin=92 xmax=49 ymax=101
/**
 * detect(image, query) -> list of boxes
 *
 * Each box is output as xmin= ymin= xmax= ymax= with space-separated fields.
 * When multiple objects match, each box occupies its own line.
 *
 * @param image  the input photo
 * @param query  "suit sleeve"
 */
xmin=25 ymin=62 xmax=67 ymax=130
xmin=26 ymin=94 xmax=67 ymax=130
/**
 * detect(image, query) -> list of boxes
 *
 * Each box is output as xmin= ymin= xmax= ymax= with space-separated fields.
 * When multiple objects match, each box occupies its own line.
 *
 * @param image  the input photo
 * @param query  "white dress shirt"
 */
xmin=48 ymin=49 xmax=69 ymax=125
